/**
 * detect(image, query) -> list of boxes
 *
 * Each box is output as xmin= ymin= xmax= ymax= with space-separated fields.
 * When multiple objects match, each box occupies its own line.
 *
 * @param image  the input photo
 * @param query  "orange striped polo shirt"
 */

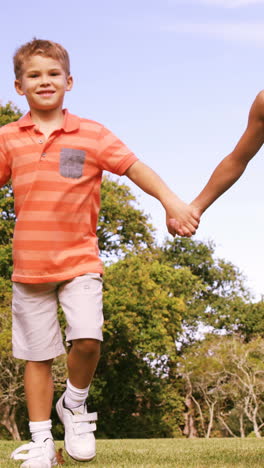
xmin=0 ymin=110 xmax=138 ymax=283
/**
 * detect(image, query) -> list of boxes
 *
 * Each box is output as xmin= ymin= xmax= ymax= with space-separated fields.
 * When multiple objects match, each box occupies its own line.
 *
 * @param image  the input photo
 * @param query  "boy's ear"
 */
xmin=14 ymin=79 xmax=25 ymax=96
xmin=66 ymin=75 xmax=73 ymax=92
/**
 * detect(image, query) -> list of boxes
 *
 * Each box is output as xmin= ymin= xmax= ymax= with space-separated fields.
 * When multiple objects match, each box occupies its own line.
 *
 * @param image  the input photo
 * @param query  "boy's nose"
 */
xmin=39 ymin=76 xmax=51 ymax=85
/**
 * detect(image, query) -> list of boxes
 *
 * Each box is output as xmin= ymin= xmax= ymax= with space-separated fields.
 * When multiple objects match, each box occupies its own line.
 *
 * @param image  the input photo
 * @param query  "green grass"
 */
xmin=1 ymin=438 xmax=264 ymax=467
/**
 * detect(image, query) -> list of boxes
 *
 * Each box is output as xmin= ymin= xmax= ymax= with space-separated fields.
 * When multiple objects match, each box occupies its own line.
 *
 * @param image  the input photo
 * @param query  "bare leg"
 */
xmin=24 ymin=359 xmax=54 ymax=421
xmin=67 ymin=339 xmax=100 ymax=388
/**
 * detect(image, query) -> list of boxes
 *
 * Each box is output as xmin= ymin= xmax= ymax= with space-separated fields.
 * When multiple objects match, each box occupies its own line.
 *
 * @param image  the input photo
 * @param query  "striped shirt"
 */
xmin=0 ymin=110 xmax=138 ymax=283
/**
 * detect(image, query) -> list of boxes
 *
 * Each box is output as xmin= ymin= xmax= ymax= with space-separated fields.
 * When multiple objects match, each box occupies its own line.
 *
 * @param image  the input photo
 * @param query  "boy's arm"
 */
xmin=125 ymin=160 xmax=199 ymax=237
xmin=191 ymin=91 xmax=264 ymax=215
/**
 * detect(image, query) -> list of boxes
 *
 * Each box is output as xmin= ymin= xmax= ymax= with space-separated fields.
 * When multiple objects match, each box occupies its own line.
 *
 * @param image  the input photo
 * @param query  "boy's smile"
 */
xmin=14 ymin=55 xmax=73 ymax=114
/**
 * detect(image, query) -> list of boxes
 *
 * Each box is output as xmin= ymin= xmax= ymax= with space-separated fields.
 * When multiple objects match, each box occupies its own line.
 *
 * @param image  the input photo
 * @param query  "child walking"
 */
xmin=1 ymin=39 xmax=199 ymax=467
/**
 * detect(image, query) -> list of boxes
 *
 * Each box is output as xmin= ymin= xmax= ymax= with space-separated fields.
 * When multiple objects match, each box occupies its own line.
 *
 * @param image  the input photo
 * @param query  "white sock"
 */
xmin=64 ymin=378 xmax=90 ymax=409
xmin=29 ymin=419 xmax=53 ymax=443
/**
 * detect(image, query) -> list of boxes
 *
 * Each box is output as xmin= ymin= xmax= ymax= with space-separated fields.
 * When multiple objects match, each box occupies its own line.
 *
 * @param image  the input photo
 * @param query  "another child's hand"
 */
xmin=165 ymin=199 xmax=200 ymax=237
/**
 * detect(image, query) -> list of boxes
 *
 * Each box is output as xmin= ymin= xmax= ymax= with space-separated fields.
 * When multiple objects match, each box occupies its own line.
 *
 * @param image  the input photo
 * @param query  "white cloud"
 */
xmin=162 ymin=22 xmax=264 ymax=46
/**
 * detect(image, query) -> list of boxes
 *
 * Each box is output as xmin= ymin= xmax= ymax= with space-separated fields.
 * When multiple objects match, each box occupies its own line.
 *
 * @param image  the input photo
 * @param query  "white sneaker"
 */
xmin=56 ymin=392 xmax=97 ymax=461
xmin=10 ymin=439 xmax=57 ymax=468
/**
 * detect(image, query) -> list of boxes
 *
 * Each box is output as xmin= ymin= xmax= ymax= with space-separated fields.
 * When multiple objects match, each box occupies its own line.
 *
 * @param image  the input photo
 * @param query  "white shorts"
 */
xmin=12 ymin=273 xmax=103 ymax=361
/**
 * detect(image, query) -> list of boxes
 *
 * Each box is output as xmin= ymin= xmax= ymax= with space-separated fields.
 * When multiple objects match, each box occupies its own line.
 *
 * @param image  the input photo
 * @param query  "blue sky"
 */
xmin=2 ymin=0 xmax=264 ymax=298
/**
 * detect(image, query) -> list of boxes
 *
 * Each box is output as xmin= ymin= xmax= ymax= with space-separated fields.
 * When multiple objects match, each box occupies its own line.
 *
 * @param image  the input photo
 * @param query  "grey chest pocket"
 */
xmin=60 ymin=148 xmax=86 ymax=178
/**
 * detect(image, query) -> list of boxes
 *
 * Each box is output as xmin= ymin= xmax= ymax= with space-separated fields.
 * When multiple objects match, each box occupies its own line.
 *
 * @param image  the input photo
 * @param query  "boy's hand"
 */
xmin=125 ymin=161 xmax=200 ymax=237
xmin=165 ymin=197 xmax=200 ymax=237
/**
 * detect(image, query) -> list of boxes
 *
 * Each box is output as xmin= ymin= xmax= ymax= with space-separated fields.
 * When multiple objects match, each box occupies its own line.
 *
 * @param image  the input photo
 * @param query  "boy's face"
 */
xmin=14 ymin=55 xmax=73 ymax=113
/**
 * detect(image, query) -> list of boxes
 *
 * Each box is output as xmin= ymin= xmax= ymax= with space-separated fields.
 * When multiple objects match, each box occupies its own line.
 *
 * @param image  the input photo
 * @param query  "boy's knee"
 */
xmin=72 ymin=338 xmax=101 ymax=356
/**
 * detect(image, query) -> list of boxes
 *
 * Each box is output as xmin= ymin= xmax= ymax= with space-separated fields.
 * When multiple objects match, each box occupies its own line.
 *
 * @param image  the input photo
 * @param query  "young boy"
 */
xmin=1 ymin=39 xmax=199 ymax=467
xmin=191 ymin=91 xmax=264 ymax=217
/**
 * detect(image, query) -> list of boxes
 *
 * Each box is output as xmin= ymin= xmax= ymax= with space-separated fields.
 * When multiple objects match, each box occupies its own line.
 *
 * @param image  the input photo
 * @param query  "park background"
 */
xmin=1 ymin=0 xmax=264 ymax=443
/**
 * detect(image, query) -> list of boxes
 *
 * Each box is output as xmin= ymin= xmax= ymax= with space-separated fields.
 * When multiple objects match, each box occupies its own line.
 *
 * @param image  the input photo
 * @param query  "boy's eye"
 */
xmin=29 ymin=74 xmax=39 ymax=78
xmin=50 ymin=72 xmax=60 ymax=76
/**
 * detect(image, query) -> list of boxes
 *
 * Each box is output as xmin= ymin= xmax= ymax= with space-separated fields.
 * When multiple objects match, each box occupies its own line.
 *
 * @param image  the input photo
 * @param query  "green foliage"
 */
xmin=227 ymin=299 xmax=264 ymax=341
xmin=161 ymin=237 xmax=247 ymax=299
xmin=103 ymin=253 xmax=204 ymax=354
xmin=0 ymin=102 xmax=22 ymax=127
xmin=160 ymin=237 xmax=249 ymax=341
xmin=89 ymin=253 xmax=199 ymax=437
xmin=98 ymin=176 xmax=155 ymax=257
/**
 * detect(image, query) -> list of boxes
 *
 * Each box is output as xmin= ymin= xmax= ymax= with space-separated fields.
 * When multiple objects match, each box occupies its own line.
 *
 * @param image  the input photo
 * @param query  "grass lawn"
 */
xmin=0 ymin=438 xmax=264 ymax=467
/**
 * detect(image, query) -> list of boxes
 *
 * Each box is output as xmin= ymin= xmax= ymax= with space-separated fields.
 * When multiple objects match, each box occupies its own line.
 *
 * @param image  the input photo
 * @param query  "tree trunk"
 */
xmin=252 ymin=417 xmax=262 ymax=438
xmin=206 ymin=402 xmax=215 ymax=438
xmin=0 ymin=405 xmax=21 ymax=440
xmin=239 ymin=413 xmax=245 ymax=438
xmin=183 ymin=396 xmax=198 ymax=438
xmin=217 ymin=414 xmax=237 ymax=438
xmin=191 ymin=395 xmax=206 ymax=436
xmin=244 ymin=396 xmax=262 ymax=438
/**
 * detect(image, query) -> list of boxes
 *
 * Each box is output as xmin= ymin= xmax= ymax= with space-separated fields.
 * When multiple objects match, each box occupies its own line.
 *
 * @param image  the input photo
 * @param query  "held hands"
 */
xmin=125 ymin=160 xmax=201 ymax=237
xmin=165 ymin=198 xmax=201 ymax=237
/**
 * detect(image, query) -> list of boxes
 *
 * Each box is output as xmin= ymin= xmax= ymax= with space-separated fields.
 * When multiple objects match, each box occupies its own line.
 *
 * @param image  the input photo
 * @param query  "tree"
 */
xmin=179 ymin=335 xmax=226 ymax=438
xmin=221 ymin=337 xmax=264 ymax=438
xmin=179 ymin=335 xmax=264 ymax=438
xmin=98 ymin=176 xmax=155 ymax=258
xmin=226 ymin=299 xmax=264 ymax=342
xmin=90 ymin=252 xmax=204 ymax=438
xmin=0 ymin=102 xmax=22 ymax=126
xmin=160 ymin=237 xmax=250 ymax=343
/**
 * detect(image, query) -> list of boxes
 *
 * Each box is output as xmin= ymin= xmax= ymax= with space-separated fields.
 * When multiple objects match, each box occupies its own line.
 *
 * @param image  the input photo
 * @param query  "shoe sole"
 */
xmin=21 ymin=456 xmax=57 ymax=467
xmin=64 ymin=448 xmax=96 ymax=462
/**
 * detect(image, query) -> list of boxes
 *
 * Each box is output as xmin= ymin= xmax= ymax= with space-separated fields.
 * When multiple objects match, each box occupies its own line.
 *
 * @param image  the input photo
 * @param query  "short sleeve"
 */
xmin=0 ymin=135 xmax=11 ymax=187
xmin=97 ymin=126 xmax=138 ymax=175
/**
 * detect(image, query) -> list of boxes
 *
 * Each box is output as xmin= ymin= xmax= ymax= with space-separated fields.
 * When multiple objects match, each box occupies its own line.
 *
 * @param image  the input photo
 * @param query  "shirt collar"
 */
xmin=18 ymin=109 xmax=80 ymax=133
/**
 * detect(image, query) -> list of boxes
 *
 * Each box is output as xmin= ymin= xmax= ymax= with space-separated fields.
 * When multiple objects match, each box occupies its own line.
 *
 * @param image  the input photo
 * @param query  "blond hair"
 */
xmin=13 ymin=38 xmax=70 ymax=79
